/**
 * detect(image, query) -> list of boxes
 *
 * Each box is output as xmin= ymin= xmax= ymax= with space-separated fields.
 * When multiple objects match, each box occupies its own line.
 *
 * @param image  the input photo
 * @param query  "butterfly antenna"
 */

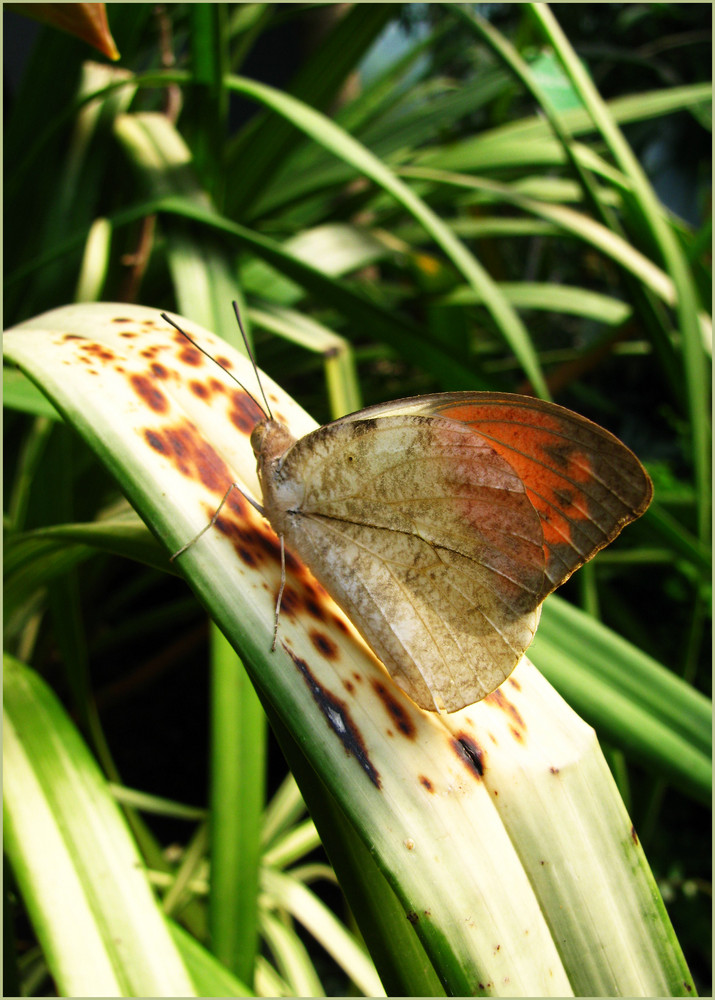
xmin=232 ymin=300 xmax=274 ymax=420
xmin=161 ymin=312 xmax=268 ymax=418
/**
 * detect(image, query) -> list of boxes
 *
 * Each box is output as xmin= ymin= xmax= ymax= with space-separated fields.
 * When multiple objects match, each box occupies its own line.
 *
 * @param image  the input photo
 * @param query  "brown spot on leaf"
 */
xmin=191 ymin=380 xmax=209 ymax=399
xmin=84 ymin=341 xmax=117 ymax=363
xmin=248 ymin=529 xmax=282 ymax=565
xmin=143 ymin=420 xmax=233 ymax=493
xmin=286 ymin=649 xmax=380 ymax=788
xmin=227 ymin=490 xmax=249 ymax=517
xmin=419 ymin=775 xmax=434 ymax=792
xmin=213 ymin=515 xmax=272 ymax=568
xmin=150 ymin=363 xmax=169 ymax=379
xmin=238 ymin=546 xmax=260 ymax=568
xmin=332 ymin=614 xmax=349 ymax=634
xmin=145 ymin=429 xmax=168 ymax=455
xmin=305 ymin=596 xmax=327 ymax=622
xmin=230 ymin=389 xmax=264 ymax=434
xmin=631 ymin=825 xmax=639 ymax=845
xmin=453 ymin=734 xmax=485 ymax=777
xmin=278 ymin=584 xmax=300 ymax=618
xmin=178 ymin=342 xmax=203 ymax=366
xmin=170 ymin=426 xmax=226 ymax=490
xmin=372 ymin=680 xmax=416 ymax=737
xmin=485 ymin=687 xmax=526 ymax=732
xmin=130 ymin=374 xmax=169 ymax=414
xmin=310 ymin=630 xmax=338 ymax=659
xmin=406 ymin=912 xmax=419 ymax=926
xmin=304 ymin=579 xmax=326 ymax=600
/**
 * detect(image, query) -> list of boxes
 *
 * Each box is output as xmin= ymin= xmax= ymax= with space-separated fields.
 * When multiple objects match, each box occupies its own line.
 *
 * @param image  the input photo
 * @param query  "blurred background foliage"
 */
xmin=4 ymin=3 xmax=711 ymax=994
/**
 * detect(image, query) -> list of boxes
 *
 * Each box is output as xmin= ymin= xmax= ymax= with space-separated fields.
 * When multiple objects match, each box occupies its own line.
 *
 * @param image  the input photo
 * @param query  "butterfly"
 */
xmin=164 ymin=314 xmax=652 ymax=715
xmin=250 ymin=390 xmax=652 ymax=714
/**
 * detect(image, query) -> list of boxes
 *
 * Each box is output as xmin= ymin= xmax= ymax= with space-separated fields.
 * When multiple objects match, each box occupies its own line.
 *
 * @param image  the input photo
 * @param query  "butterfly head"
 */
xmin=251 ymin=418 xmax=296 ymax=465
xmin=252 ymin=418 xmax=302 ymax=534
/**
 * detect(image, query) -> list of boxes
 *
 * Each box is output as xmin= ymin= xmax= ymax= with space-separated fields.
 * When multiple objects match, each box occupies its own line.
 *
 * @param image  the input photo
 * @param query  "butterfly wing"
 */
xmin=335 ymin=392 xmax=653 ymax=596
xmin=262 ymin=413 xmax=548 ymax=712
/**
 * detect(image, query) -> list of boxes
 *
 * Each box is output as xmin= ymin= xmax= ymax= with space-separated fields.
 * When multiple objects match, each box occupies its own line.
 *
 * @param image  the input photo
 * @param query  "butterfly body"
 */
xmin=251 ymin=392 xmax=652 ymax=714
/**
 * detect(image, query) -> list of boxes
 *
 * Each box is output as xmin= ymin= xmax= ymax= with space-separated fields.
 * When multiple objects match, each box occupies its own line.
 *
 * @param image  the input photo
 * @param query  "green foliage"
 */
xmin=4 ymin=3 xmax=711 ymax=995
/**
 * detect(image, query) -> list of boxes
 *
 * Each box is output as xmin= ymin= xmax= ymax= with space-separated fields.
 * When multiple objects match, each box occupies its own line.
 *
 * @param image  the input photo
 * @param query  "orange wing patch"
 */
xmin=433 ymin=396 xmax=652 ymax=595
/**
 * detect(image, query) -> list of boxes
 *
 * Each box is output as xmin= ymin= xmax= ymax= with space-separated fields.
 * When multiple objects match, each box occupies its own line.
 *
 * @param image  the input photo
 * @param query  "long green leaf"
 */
xmin=112 ymin=112 xmax=244 ymax=346
xmin=417 ymin=81 xmax=712 ymax=173
xmin=3 ymin=654 xmax=198 ymax=997
xmin=225 ymin=73 xmax=550 ymax=397
xmin=400 ymin=166 xmax=712 ymax=345
xmin=208 ymin=627 xmax=266 ymax=985
xmin=228 ymin=4 xmax=398 ymax=214
xmin=531 ymin=597 xmax=711 ymax=804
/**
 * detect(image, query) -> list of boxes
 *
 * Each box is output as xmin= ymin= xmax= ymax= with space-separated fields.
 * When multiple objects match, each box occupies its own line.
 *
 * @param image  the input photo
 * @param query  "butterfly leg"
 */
xmin=170 ymin=480 xmax=263 ymax=562
xmin=272 ymin=535 xmax=286 ymax=651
